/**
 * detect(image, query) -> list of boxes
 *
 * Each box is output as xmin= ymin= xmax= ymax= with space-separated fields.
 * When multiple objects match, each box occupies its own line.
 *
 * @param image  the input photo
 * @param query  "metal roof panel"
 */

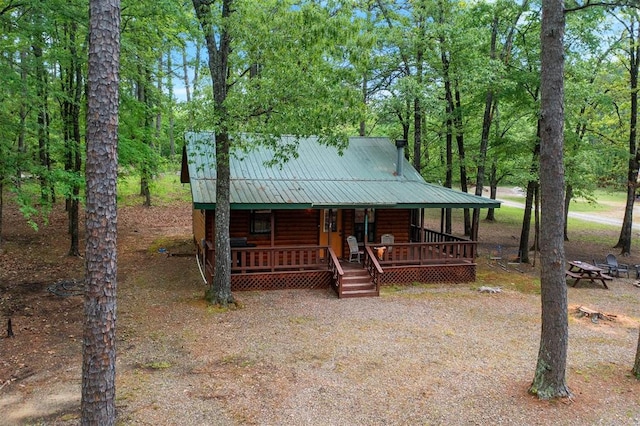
xmin=184 ymin=133 xmax=501 ymax=210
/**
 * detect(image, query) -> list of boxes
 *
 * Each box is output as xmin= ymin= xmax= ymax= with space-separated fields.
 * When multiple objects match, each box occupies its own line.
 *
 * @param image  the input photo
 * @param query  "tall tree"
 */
xmin=471 ymin=0 xmax=528 ymax=241
xmin=82 ymin=0 xmax=120 ymax=423
xmin=615 ymin=10 xmax=640 ymax=256
xmin=529 ymin=0 xmax=571 ymax=399
xmin=58 ymin=19 xmax=85 ymax=256
xmin=192 ymin=0 xmax=234 ymax=305
xmin=191 ymin=0 xmax=362 ymax=305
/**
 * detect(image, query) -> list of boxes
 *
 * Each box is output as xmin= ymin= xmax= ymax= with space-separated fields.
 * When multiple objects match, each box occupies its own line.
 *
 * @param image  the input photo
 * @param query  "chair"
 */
xmin=347 ymin=236 xmax=363 ymax=263
xmin=489 ymin=245 xmax=503 ymax=266
xmin=605 ymin=254 xmax=629 ymax=278
xmin=381 ymin=234 xmax=394 ymax=253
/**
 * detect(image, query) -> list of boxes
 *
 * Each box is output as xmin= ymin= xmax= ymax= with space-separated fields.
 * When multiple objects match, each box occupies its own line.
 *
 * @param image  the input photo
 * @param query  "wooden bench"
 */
xmin=565 ymin=270 xmax=583 ymax=280
xmin=566 ymin=267 xmax=612 ymax=289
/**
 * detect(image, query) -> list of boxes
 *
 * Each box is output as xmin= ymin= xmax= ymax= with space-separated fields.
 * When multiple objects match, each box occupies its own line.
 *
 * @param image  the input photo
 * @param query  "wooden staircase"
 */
xmin=339 ymin=263 xmax=378 ymax=298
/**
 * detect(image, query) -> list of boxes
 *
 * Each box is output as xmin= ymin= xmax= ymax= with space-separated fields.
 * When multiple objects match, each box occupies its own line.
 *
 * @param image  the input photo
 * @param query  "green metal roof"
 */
xmin=183 ymin=132 xmax=501 ymax=210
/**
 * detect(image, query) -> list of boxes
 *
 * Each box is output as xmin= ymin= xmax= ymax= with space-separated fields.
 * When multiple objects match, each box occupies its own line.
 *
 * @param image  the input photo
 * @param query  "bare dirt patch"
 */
xmin=2 ymin=191 xmax=640 ymax=425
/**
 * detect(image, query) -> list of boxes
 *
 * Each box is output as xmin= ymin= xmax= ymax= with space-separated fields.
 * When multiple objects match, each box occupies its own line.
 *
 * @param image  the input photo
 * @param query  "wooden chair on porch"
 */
xmin=347 ymin=235 xmax=363 ymax=263
xmin=381 ymin=233 xmax=394 ymax=253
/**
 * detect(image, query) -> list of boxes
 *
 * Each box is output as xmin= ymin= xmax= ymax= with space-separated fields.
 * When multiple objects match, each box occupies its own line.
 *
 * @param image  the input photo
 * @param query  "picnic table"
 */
xmin=565 ymin=261 xmax=613 ymax=289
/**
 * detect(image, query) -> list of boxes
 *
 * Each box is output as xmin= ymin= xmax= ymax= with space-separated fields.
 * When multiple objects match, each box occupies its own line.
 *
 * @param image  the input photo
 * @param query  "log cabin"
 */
xmin=181 ymin=133 xmax=501 ymax=298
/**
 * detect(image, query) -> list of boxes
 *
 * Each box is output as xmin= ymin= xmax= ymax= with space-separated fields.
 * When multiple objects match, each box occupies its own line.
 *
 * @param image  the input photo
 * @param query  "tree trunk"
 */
xmin=633 ymin=328 xmax=640 ymax=378
xmin=136 ymin=67 xmax=152 ymax=207
xmin=182 ymin=45 xmax=192 ymax=104
xmin=141 ymin=173 xmax=151 ymax=207
xmin=360 ymin=75 xmax=367 ymax=137
xmin=413 ymin=43 xmax=423 ymax=173
xmin=193 ymin=0 xmax=235 ymax=306
xmin=167 ymin=51 xmax=175 ymax=158
xmin=519 ymin=179 xmax=536 ymax=264
xmin=615 ymin=19 xmax=640 ymax=256
xmin=532 ymin=182 xmax=540 ymax=265
xmin=32 ymin=41 xmax=52 ymax=203
xmin=17 ymin=49 xmax=27 ymax=188
xmin=529 ymin=0 xmax=571 ymax=400
xmin=61 ymin=21 xmax=82 ymax=257
xmin=441 ymin=39 xmax=453 ymax=235
xmin=472 ymin=15 xmax=498 ymax=241
xmin=519 ymin=124 xmax=541 ymax=264
xmin=193 ymin=41 xmax=201 ymax=93
xmin=472 ymin=90 xmax=493 ymax=238
xmin=563 ymin=184 xmax=573 ymax=241
xmin=0 ymin=181 xmax=3 ymax=245
xmin=454 ymin=84 xmax=470 ymax=235
xmin=485 ymin=159 xmax=498 ymax=222
xmin=82 ymin=0 xmax=120 ymax=423
xmin=155 ymin=54 xmax=163 ymax=145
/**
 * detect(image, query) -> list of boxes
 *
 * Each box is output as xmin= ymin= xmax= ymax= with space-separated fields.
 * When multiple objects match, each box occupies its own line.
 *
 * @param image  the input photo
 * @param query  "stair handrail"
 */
xmin=364 ymin=246 xmax=383 ymax=295
xmin=327 ymin=247 xmax=344 ymax=295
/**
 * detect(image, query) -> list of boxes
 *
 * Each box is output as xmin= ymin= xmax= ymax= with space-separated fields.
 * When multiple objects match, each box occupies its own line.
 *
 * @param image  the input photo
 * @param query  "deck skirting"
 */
xmin=228 ymin=263 xmax=476 ymax=293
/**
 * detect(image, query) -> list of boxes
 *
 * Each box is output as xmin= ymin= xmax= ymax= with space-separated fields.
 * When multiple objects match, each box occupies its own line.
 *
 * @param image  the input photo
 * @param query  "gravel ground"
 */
xmin=3 ymin=196 xmax=640 ymax=425
xmin=109 ymin=250 xmax=640 ymax=426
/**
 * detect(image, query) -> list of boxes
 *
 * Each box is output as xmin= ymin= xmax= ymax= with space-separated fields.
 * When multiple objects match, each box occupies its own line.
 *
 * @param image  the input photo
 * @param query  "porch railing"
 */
xmin=327 ymin=247 xmax=344 ymax=294
xmin=202 ymin=230 xmax=475 ymax=278
xmin=371 ymin=241 xmax=476 ymax=266
xmin=230 ymin=245 xmax=329 ymax=273
xmin=422 ymin=228 xmax=470 ymax=243
xmin=363 ymin=246 xmax=383 ymax=293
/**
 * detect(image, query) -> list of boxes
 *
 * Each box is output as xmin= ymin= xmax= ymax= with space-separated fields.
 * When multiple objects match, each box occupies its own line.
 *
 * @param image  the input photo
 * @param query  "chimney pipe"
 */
xmin=395 ymin=139 xmax=406 ymax=176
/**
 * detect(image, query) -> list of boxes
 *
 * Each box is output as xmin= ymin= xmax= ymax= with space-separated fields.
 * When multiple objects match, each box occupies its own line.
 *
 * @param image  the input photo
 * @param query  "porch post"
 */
xmin=364 ymin=209 xmax=369 ymax=244
xmin=270 ymin=211 xmax=275 ymax=246
xmin=327 ymin=209 xmax=333 ymax=246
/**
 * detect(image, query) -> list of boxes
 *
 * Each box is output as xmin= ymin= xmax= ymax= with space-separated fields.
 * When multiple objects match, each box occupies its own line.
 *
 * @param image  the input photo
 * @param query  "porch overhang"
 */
xmin=193 ymin=200 xmax=501 ymax=210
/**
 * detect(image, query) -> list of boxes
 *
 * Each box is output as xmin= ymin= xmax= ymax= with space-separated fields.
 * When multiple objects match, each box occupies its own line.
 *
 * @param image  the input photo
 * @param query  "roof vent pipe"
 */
xmin=395 ymin=139 xmax=407 ymax=176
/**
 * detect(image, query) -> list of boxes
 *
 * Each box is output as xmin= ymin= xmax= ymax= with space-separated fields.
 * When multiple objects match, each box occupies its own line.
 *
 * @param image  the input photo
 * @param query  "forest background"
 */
xmin=4 ymin=0 xmax=640 ymax=422
xmin=2 ymin=0 xmax=640 ymax=256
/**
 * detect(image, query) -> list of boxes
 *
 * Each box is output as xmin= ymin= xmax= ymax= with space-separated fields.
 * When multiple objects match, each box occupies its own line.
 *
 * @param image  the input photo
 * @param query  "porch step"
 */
xmin=340 ymin=267 xmax=378 ymax=298
xmin=340 ymin=287 xmax=378 ymax=298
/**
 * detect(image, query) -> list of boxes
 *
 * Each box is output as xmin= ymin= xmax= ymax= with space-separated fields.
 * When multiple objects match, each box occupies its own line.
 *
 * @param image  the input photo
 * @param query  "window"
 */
xmin=354 ymin=209 xmax=375 ymax=242
xmin=323 ymin=209 xmax=337 ymax=232
xmin=250 ymin=210 xmax=271 ymax=234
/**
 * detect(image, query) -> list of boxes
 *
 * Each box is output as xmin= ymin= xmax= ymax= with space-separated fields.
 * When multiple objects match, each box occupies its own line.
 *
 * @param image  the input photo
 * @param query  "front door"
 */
xmin=320 ymin=209 xmax=342 ymax=258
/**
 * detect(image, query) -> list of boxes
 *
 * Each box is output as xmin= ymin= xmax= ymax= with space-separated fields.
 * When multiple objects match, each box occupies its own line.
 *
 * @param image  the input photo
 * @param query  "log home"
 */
xmin=181 ymin=133 xmax=500 ymax=298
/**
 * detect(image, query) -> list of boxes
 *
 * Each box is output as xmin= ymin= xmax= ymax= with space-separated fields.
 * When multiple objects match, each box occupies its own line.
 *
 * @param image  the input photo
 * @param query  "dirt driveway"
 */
xmin=2 ymin=195 xmax=640 ymax=425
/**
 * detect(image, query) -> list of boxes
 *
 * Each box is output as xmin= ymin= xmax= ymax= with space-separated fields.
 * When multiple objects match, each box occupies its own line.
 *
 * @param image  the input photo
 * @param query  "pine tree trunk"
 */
xmin=82 ymin=0 xmax=120 ymax=423
xmin=529 ymin=0 xmax=571 ymax=400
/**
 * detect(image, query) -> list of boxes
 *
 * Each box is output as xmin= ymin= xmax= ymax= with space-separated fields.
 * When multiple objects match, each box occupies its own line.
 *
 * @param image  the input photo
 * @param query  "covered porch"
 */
xmin=201 ymin=228 xmax=476 ymax=298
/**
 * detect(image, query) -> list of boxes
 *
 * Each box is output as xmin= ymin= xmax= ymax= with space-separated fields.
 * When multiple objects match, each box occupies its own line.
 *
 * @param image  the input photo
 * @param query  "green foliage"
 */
xmin=117 ymin=171 xmax=190 ymax=206
xmin=11 ymin=183 xmax=51 ymax=231
xmin=191 ymin=0 xmax=364 ymax=150
xmin=1 ymin=0 xmax=640 ymax=245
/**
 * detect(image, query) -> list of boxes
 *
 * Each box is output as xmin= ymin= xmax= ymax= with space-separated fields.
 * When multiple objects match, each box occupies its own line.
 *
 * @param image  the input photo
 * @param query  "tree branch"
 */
xmin=565 ymin=0 xmax=638 ymax=13
xmin=0 ymin=0 xmax=24 ymax=16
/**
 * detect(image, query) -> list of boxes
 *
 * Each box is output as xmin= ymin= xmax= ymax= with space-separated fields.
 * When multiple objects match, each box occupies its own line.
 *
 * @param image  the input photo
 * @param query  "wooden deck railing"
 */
xmin=422 ymin=228 xmax=470 ymax=243
xmin=363 ymin=246 xmax=383 ymax=293
xmin=202 ymin=233 xmax=475 ymax=280
xmin=371 ymin=241 xmax=476 ymax=266
xmin=327 ymin=247 xmax=344 ymax=294
xmin=229 ymin=245 xmax=329 ymax=273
